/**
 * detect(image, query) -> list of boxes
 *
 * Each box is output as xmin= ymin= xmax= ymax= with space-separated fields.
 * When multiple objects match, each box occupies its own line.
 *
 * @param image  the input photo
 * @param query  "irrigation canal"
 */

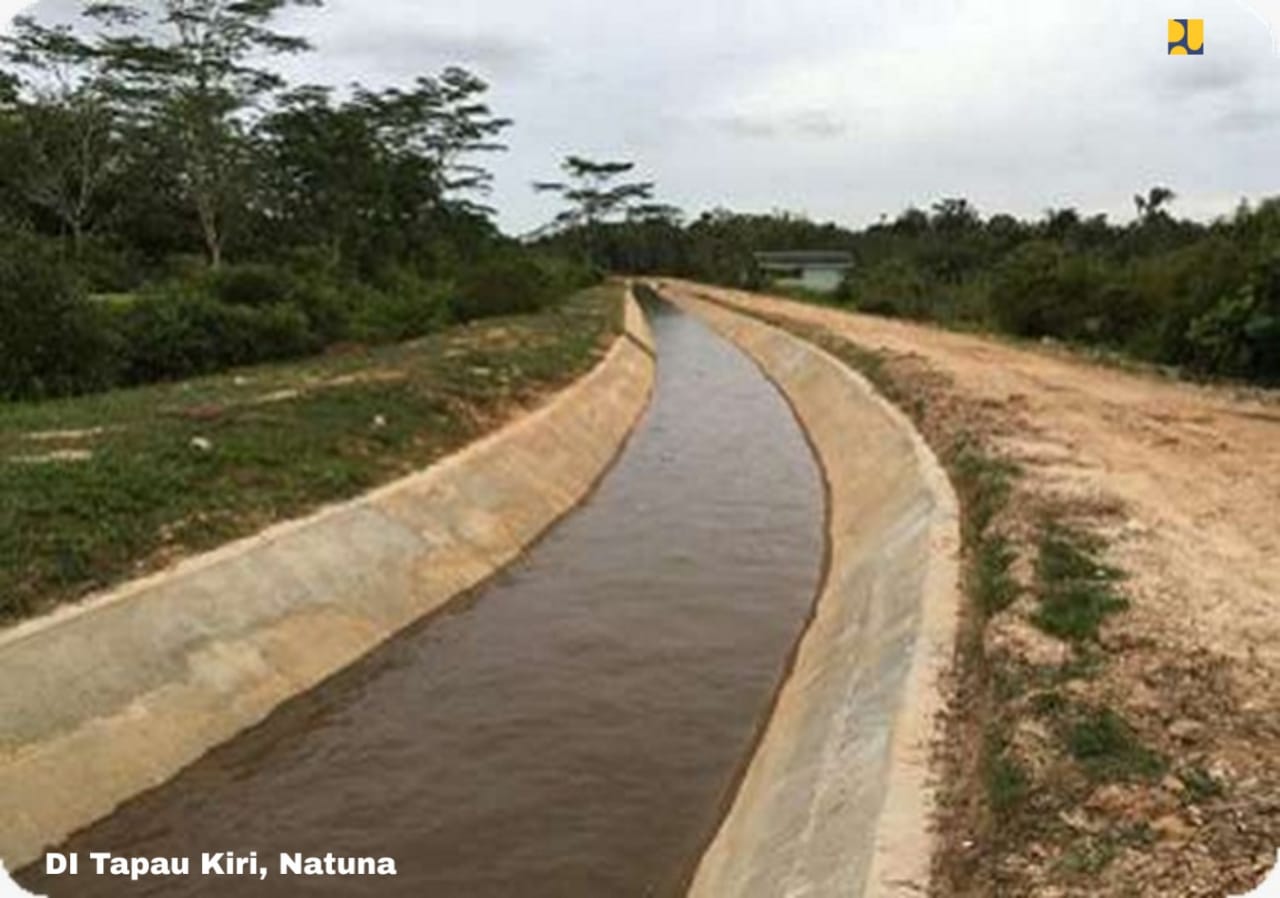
xmin=20 ymin=298 xmax=827 ymax=898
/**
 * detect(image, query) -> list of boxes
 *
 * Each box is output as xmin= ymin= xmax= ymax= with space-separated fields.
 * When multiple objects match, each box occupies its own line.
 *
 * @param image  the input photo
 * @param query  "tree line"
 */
xmin=3 ymin=2 xmax=1274 ymax=397
xmin=544 ymin=189 xmax=1280 ymax=384
xmin=0 ymin=0 xmax=596 ymax=400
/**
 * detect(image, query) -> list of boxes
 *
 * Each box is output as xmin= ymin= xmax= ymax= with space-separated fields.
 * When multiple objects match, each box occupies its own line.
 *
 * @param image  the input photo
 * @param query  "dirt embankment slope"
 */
xmin=668 ymin=281 xmax=1280 ymax=896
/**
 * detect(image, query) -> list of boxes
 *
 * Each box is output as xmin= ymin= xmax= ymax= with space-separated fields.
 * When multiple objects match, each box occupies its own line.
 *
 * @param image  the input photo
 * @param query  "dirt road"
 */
xmin=665 ymin=280 xmax=1280 ymax=895
xmin=673 ymin=281 xmax=1279 ymax=673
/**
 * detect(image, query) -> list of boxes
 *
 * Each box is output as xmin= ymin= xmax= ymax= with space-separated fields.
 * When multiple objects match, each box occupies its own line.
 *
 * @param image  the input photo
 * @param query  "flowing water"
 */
xmin=21 ymin=300 xmax=825 ymax=898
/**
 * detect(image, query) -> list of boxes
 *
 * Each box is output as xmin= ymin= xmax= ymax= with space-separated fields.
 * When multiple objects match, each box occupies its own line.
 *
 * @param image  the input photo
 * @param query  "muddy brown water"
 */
xmin=20 ymin=301 xmax=825 ymax=898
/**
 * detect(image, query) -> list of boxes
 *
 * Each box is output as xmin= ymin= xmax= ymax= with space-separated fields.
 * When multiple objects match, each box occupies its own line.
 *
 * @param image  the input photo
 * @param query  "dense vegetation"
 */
xmin=548 ymin=192 xmax=1280 ymax=384
xmin=0 ymin=0 xmax=595 ymax=400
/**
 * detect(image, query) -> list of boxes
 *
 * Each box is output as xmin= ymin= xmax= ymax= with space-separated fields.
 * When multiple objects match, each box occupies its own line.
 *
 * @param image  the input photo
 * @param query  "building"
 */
xmin=754 ymin=251 xmax=854 ymax=294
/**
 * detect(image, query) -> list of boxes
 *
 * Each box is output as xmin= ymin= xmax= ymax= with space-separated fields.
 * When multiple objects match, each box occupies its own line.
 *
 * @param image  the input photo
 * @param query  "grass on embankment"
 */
xmin=0 ymin=284 xmax=623 ymax=624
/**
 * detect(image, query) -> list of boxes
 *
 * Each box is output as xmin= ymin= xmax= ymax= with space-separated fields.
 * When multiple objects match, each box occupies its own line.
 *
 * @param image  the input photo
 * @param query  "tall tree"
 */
xmin=535 ymin=156 xmax=654 ymax=264
xmin=260 ymin=69 xmax=510 ymax=269
xmin=1134 ymin=186 xmax=1176 ymax=222
xmin=351 ymin=67 xmax=511 ymax=213
xmin=0 ymin=17 xmax=119 ymax=255
xmin=87 ymin=0 xmax=321 ymax=267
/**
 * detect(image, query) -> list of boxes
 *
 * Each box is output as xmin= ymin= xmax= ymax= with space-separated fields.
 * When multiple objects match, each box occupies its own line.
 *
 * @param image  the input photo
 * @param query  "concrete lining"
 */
xmin=0 ymin=291 xmax=655 ymax=871
xmin=668 ymin=290 xmax=961 ymax=898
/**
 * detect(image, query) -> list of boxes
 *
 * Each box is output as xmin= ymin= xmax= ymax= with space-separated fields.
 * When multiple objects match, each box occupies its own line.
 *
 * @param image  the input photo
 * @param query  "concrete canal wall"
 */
xmin=669 ymin=289 xmax=961 ymax=898
xmin=0 ymin=292 xmax=655 ymax=871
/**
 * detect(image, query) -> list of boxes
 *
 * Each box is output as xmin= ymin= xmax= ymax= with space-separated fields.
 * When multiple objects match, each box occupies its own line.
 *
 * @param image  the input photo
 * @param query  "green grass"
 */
xmin=1065 ymin=707 xmax=1165 ymax=782
xmin=949 ymin=440 xmax=1018 ymax=538
xmin=946 ymin=439 xmax=1022 ymax=620
xmin=983 ymin=728 xmax=1031 ymax=818
xmin=1032 ymin=522 xmax=1128 ymax=643
xmin=0 ymin=285 xmax=622 ymax=622
xmin=974 ymin=534 xmax=1019 ymax=615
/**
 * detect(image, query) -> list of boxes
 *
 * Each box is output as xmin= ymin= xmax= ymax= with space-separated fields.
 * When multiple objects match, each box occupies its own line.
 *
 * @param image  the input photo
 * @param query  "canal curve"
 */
xmin=20 ymin=299 xmax=826 ymax=898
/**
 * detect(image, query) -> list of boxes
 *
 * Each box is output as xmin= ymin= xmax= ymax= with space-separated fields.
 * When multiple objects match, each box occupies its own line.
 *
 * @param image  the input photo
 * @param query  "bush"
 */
xmin=349 ymin=272 xmax=450 ymax=344
xmin=534 ymin=253 xmax=602 ymax=294
xmin=181 ymin=261 xmax=355 ymax=347
xmin=204 ymin=263 xmax=299 ymax=307
xmin=119 ymin=293 xmax=314 ymax=384
xmin=75 ymin=237 xmax=147 ymax=294
xmin=450 ymin=253 xmax=558 ymax=321
xmin=848 ymin=257 xmax=929 ymax=317
xmin=1184 ymin=254 xmax=1280 ymax=381
xmin=0 ymin=230 xmax=121 ymax=399
xmin=989 ymin=241 xmax=1103 ymax=339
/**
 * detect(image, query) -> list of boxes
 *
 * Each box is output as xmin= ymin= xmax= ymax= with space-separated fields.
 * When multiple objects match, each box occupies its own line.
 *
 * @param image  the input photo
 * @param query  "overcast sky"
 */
xmin=5 ymin=0 xmax=1280 ymax=234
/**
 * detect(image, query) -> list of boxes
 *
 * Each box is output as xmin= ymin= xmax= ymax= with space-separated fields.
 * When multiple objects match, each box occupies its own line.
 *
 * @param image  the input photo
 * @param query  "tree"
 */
xmin=351 ymin=68 xmax=511 ymax=212
xmin=87 ymin=0 xmax=322 ymax=267
xmin=260 ymin=69 xmax=510 ymax=270
xmin=0 ymin=17 xmax=120 ymax=256
xmin=535 ymin=156 xmax=654 ymax=261
xmin=259 ymin=85 xmax=390 ymax=266
xmin=931 ymin=197 xmax=979 ymax=231
xmin=1134 ymin=186 xmax=1176 ymax=222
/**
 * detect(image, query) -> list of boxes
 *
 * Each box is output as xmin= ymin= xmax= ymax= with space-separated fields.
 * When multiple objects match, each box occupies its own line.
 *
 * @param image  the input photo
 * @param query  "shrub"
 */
xmin=0 ymin=230 xmax=121 ymax=399
xmin=119 ymin=293 xmax=314 ymax=384
xmin=349 ymin=274 xmax=450 ymax=344
xmin=850 ymin=257 xmax=930 ymax=318
xmin=1184 ymin=255 xmax=1280 ymax=381
xmin=989 ymin=241 xmax=1103 ymax=339
xmin=75 ymin=237 xmax=147 ymax=294
xmin=450 ymin=253 xmax=558 ymax=321
xmin=204 ymin=263 xmax=298 ymax=307
xmin=215 ymin=262 xmax=358 ymax=345
xmin=534 ymin=253 xmax=601 ymax=295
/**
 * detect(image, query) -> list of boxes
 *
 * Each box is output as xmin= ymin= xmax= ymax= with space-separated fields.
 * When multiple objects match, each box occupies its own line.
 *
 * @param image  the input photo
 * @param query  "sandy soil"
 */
xmin=673 ymin=281 xmax=1279 ymax=674
xmin=665 ymin=280 xmax=1280 ymax=896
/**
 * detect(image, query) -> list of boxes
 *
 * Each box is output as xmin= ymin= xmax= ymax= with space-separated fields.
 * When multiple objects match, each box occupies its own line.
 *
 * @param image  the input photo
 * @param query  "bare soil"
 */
xmin=668 ymin=281 xmax=1280 ymax=898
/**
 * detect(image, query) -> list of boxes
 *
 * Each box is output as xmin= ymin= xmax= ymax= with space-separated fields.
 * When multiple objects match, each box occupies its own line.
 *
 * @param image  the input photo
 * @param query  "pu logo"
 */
xmin=1169 ymin=18 xmax=1205 ymax=54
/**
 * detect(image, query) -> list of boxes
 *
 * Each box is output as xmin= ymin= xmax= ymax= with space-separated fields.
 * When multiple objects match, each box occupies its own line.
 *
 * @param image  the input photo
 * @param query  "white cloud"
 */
xmin=16 ymin=0 xmax=1280 ymax=233
xmin=0 ymin=1 xmax=36 ymax=32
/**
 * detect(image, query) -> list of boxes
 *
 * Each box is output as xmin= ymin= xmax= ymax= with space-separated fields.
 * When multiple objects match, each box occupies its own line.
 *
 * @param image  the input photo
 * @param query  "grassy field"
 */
xmin=1 ymin=284 xmax=623 ymax=623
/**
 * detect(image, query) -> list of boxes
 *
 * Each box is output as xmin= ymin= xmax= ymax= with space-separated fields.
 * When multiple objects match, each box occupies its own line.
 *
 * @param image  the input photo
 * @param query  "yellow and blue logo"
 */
xmin=1169 ymin=19 xmax=1204 ymax=54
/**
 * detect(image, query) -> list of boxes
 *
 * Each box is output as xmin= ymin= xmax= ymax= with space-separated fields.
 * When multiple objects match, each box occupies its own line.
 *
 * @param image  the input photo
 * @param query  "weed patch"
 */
xmin=984 ymin=732 xmax=1031 ymax=819
xmin=1064 ymin=707 xmax=1165 ymax=782
xmin=1033 ymin=522 xmax=1128 ymax=643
